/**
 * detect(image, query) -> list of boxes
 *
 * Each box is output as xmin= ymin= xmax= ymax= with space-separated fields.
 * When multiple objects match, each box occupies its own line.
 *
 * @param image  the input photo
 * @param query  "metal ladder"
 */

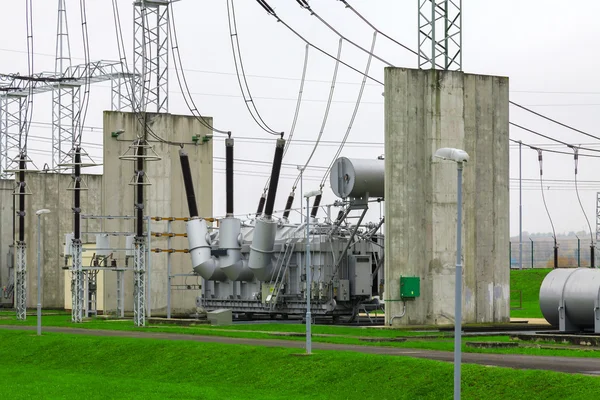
xmin=268 ymin=238 xmax=298 ymax=310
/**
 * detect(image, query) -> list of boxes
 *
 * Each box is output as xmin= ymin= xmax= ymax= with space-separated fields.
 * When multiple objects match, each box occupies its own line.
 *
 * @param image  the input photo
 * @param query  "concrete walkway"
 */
xmin=2 ymin=325 xmax=599 ymax=375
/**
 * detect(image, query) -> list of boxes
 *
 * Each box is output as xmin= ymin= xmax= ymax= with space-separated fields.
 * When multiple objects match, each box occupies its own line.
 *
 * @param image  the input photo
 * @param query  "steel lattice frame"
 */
xmin=0 ymin=96 xmax=26 ymax=178
xmin=52 ymin=86 xmax=80 ymax=169
xmin=15 ymin=242 xmax=27 ymax=320
xmin=71 ymin=240 xmax=84 ymax=322
xmin=133 ymin=0 xmax=171 ymax=113
xmin=418 ymin=0 xmax=462 ymax=71
xmin=133 ymin=238 xmax=146 ymax=326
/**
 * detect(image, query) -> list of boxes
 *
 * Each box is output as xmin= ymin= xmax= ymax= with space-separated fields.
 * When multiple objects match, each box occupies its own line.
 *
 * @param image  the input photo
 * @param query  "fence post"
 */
xmin=530 ymin=237 xmax=534 ymax=268
xmin=577 ymin=236 xmax=581 ymax=267
xmin=509 ymin=242 xmax=512 ymax=269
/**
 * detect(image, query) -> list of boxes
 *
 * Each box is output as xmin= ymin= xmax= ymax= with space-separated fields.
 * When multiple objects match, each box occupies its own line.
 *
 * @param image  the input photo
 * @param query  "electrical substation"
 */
xmin=4 ymin=0 xmax=600 ymax=339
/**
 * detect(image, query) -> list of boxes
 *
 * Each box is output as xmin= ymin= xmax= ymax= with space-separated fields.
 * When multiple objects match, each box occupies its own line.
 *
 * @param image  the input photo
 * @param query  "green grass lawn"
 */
xmin=510 ymin=268 xmax=552 ymax=318
xmin=1 ymin=329 xmax=599 ymax=400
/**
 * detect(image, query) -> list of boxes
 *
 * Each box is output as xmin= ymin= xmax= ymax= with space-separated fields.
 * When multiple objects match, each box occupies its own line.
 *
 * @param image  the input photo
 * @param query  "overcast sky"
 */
xmin=2 ymin=0 xmax=600 ymax=237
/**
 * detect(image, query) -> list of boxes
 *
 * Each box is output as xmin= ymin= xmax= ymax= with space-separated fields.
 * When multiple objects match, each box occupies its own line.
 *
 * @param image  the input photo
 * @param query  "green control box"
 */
xmin=400 ymin=276 xmax=420 ymax=299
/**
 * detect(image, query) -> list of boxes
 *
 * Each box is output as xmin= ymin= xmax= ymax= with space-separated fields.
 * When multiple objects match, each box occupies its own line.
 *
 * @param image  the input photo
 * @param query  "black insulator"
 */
xmin=136 ymin=140 xmax=145 ymax=238
xmin=310 ymin=194 xmax=322 ymax=218
xmin=554 ymin=244 xmax=558 ymax=269
xmin=591 ymin=245 xmax=595 ymax=268
xmin=18 ymin=155 xmax=25 ymax=242
xmin=226 ymin=138 xmax=234 ymax=216
xmin=264 ymin=138 xmax=285 ymax=217
xmin=335 ymin=210 xmax=345 ymax=223
xmin=282 ymin=193 xmax=295 ymax=220
xmin=256 ymin=194 xmax=266 ymax=217
xmin=74 ymin=148 xmax=82 ymax=240
xmin=179 ymin=149 xmax=199 ymax=218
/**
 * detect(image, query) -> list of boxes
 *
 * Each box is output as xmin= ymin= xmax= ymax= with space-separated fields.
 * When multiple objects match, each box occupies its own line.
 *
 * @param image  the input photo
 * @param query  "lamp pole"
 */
xmin=298 ymin=166 xmax=304 ymax=224
xmin=305 ymin=194 xmax=311 ymax=354
xmin=36 ymin=209 xmax=51 ymax=336
xmin=433 ymin=147 xmax=469 ymax=400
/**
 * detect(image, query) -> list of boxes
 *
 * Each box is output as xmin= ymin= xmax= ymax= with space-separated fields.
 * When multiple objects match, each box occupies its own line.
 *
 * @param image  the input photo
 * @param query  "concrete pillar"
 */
xmin=384 ymin=68 xmax=509 ymax=326
xmin=102 ymin=112 xmax=213 ymax=316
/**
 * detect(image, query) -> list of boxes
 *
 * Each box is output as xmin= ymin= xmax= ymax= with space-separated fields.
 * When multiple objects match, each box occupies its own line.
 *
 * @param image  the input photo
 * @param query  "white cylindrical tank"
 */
xmin=96 ymin=234 xmax=109 ymax=257
xmin=187 ymin=217 xmax=227 ymax=281
xmin=248 ymin=217 xmax=277 ymax=281
xmin=539 ymin=268 xmax=600 ymax=329
xmin=219 ymin=217 xmax=254 ymax=281
xmin=330 ymin=157 xmax=384 ymax=199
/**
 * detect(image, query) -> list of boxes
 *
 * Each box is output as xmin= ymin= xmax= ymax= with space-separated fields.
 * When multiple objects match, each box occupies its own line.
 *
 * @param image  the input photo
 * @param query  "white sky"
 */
xmin=1 ymin=0 xmax=600 ymax=237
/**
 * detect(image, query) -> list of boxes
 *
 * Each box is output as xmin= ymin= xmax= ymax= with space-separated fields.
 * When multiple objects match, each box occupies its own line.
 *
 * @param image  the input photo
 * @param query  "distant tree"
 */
xmin=546 ymin=256 xmax=578 ymax=269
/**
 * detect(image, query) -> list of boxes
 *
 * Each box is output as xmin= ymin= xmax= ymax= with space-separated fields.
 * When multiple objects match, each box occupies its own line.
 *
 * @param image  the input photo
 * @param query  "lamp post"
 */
xmin=35 ymin=208 xmax=51 ymax=336
xmin=297 ymin=166 xmax=305 ymax=224
xmin=434 ymin=147 xmax=469 ymax=400
xmin=304 ymin=189 xmax=321 ymax=355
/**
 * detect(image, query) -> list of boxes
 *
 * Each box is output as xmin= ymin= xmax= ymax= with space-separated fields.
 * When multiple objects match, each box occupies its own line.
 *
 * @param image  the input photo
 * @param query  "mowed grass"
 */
xmin=1 ymin=329 xmax=600 ymax=400
xmin=510 ymin=268 xmax=552 ymax=318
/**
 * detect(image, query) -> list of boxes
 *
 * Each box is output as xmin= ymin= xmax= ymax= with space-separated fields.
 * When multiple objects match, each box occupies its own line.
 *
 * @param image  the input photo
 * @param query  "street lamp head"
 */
xmin=35 ymin=209 xmax=51 ymax=215
xmin=434 ymin=148 xmax=469 ymax=163
xmin=304 ymin=190 xmax=322 ymax=198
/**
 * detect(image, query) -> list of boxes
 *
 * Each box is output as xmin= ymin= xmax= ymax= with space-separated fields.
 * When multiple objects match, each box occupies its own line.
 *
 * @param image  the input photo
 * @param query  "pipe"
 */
xmin=388 ymin=301 xmax=406 ymax=326
xmin=255 ymin=193 xmax=266 ymax=217
xmin=310 ymin=194 xmax=322 ymax=218
xmin=179 ymin=148 xmax=199 ymax=218
xmin=264 ymin=138 xmax=285 ymax=217
xmin=74 ymin=148 xmax=81 ymax=240
xmin=282 ymin=192 xmax=295 ymax=220
xmin=226 ymin=138 xmax=234 ymax=217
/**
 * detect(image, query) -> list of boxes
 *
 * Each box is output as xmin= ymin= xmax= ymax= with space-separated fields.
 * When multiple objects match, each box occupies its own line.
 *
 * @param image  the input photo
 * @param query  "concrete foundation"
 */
xmin=384 ymin=68 xmax=509 ymax=326
xmin=102 ymin=111 xmax=213 ymax=316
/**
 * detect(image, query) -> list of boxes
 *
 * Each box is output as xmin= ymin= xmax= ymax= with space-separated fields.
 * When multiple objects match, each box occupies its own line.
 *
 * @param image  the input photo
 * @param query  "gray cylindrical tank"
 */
xmin=248 ymin=217 xmax=277 ymax=281
xmin=539 ymin=268 xmax=600 ymax=329
xmin=330 ymin=157 xmax=384 ymax=199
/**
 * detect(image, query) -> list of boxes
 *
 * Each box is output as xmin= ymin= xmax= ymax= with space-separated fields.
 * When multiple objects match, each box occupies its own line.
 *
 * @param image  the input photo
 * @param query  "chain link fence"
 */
xmin=510 ymin=238 xmax=597 ymax=269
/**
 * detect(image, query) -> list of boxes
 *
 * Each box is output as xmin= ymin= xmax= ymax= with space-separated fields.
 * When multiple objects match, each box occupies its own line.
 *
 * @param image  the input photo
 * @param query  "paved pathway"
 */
xmin=2 ymin=325 xmax=600 ymax=375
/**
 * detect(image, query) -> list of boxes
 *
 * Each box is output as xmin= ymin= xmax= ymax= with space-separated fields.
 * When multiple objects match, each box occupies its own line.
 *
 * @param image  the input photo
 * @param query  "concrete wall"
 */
xmin=102 ymin=111 xmax=213 ymax=316
xmin=384 ymin=68 xmax=509 ymax=326
xmin=0 ymin=179 xmax=14 ymax=306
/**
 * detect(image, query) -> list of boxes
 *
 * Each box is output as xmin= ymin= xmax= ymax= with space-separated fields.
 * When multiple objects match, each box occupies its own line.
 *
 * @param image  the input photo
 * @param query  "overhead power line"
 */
xmin=508 ymin=138 xmax=600 ymax=158
xmin=510 ymin=122 xmax=600 ymax=154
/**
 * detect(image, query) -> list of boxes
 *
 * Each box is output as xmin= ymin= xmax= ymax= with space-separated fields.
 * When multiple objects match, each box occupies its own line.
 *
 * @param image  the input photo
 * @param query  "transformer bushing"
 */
xmin=15 ymin=242 xmax=26 ymax=320
xmin=133 ymin=238 xmax=146 ymax=327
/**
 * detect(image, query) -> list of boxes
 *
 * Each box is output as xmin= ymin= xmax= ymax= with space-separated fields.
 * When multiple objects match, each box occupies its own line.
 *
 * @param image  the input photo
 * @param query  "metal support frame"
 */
xmin=418 ymin=0 xmax=462 ymax=71
xmin=133 ymin=0 xmax=171 ymax=113
xmin=52 ymin=86 xmax=80 ymax=169
xmin=15 ymin=242 xmax=27 ymax=320
xmin=596 ymin=192 xmax=600 ymax=243
xmin=133 ymin=238 xmax=146 ymax=326
xmin=0 ymin=96 xmax=26 ymax=178
xmin=167 ymin=219 xmax=172 ymax=318
xmin=71 ymin=240 xmax=84 ymax=322
xmin=85 ymin=270 xmax=98 ymax=317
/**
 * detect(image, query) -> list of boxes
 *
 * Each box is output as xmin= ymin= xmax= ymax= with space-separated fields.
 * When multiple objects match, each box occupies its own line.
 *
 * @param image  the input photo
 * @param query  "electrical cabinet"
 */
xmin=336 ymin=279 xmax=350 ymax=301
xmin=400 ymin=276 xmax=420 ymax=299
xmin=349 ymin=255 xmax=371 ymax=296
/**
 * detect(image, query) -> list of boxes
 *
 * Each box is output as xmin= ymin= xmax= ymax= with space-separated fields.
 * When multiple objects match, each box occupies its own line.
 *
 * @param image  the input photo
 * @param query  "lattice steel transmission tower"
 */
xmin=133 ymin=0 xmax=174 ymax=113
xmin=596 ymin=192 xmax=600 ymax=242
xmin=0 ymin=96 xmax=26 ymax=178
xmin=52 ymin=0 xmax=79 ymax=170
xmin=418 ymin=0 xmax=462 ymax=71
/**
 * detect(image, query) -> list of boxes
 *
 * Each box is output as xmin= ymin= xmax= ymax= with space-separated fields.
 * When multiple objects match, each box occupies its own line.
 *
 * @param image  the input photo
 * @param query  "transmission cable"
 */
xmin=168 ymin=1 xmax=232 ymax=136
xmin=227 ymin=0 xmax=282 ymax=136
xmin=74 ymin=0 xmax=92 ymax=145
xmin=255 ymin=0 xmax=383 ymax=86
xmin=510 ymin=122 xmax=600 ymax=154
xmin=509 ymin=138 xmax=600 ymax=159
xmin=262 ymin=44 xmax=310 ymax=193
xmin=536 ymin=150 xmax=557 ymax=249
xmin=292 ymin=39 xmax=342 ymax=192
xmin=572 ymin=148 xmax=594 ymax=251
xmin=510 ymin=101 xmax=600 ymax=142
xmin=296 ymin=0 xmax=395 ymax=67
xmin=320 ymin=31 xmax=377 ymax=189
xmin=21 ymin=0 xmax=34 ymax=151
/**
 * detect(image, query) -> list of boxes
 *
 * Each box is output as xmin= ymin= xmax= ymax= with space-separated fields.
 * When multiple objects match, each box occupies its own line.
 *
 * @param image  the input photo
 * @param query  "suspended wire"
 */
xmin=510 ymin=101 xmax=600 ymax=142
xmin=21 ymin=0 xmax=34 ymax=151
xmin=335 ymin=0 xmax=420 ymax=58
xmin=262 ymin=44 xmax=310 ymax=192
xmin=537 ymin=150 xmax=557 ymax=242
xmin=510 ymin=122 xmax=600 ymax=154
xmin=292 ymin=39 xmax=343 ymax=191
xmin=509 ymin=138 xmax=600 ymax=159
xmin=321 ymin=31 xmax=377 ymax=188
xmin=255 ymin=0 xmax=383 ymax=85
xmin=168 ymin=1 xmax=232 ymax=136
xmin=572 ymin=148 xmax=594 ymax=245
xmin=227 ymin=0 xmax=282 ymax=136
xmin=296 ymin=1 xmax=395 ymax=67
xmin=74 ymin=0 xmax=92 ymax=145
